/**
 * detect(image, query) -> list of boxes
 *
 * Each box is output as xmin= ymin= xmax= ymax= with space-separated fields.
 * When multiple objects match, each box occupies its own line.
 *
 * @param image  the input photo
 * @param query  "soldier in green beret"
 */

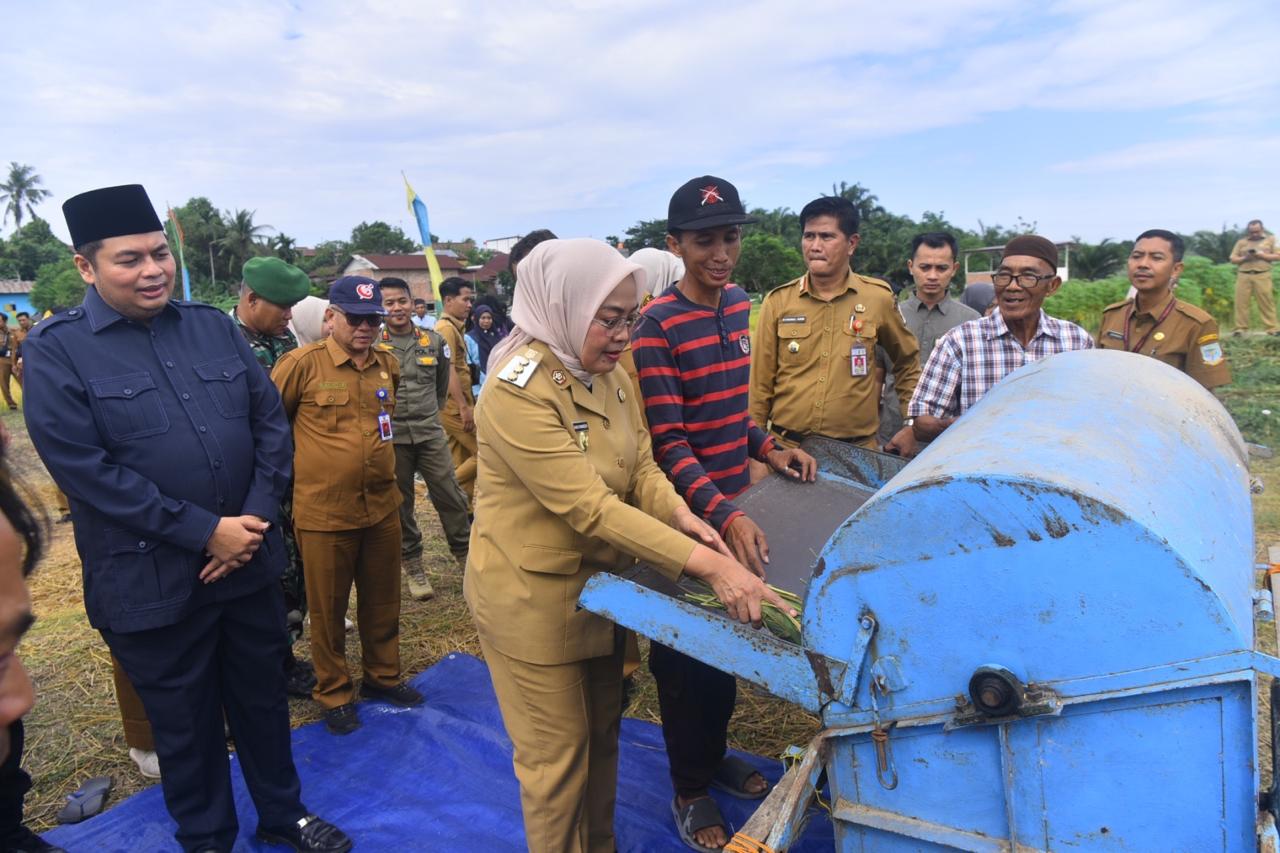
xmin=232 ymin=256 xmax=317 ymax=698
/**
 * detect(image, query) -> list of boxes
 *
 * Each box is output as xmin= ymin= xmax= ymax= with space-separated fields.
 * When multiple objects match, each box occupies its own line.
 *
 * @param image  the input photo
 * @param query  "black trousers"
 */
xmin=103 ymin=584 xmax=306 ymax=852
xmin=0 ymin=720 xmax=31 ymax=843
xmin=649 ymin=642 xmax=736 ymax=799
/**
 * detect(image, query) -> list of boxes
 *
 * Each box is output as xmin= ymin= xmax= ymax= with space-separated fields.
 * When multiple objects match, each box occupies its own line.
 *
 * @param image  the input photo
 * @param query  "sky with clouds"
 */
xmin=2 ymin=0 xmax=1277 ymax=249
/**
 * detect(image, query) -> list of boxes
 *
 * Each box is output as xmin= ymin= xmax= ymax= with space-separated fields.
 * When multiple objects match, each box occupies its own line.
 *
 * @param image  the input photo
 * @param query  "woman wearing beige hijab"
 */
xmin=465 ymin=239 xmax=791 ymax=852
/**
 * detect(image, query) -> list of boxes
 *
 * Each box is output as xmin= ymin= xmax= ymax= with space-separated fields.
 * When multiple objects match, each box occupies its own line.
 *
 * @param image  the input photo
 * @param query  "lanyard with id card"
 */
xmin=849 ymin=314 xmax=869 ymax=377
xmin=376 ymin=387 xmax=393 ymax=441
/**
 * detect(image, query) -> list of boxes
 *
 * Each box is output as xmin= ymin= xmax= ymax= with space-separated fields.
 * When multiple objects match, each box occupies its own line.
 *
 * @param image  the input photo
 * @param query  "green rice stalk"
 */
xmin=682 ymin=579 xmax=804 ymax=644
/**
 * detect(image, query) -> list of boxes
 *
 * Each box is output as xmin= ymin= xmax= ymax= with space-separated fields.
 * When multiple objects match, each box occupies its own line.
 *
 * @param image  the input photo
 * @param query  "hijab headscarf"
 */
xmin=472 ymin=292 xmax=513 ymax=336
xmin=628 ymin=247 xmax=685 ymax=301
xmin=487 ymin=239 xmax=644 ymax=386
xmin=289 ymin=295 xmax=330 ymax=345
xmin=467 ymin=303 xmax=503 ymax=375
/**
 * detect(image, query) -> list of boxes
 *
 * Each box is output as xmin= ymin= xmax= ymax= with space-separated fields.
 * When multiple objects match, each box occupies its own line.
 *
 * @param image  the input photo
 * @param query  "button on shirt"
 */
xmin=909 ymin=310 xmax=1094 ymax=418
xmin=376 ymin=326 xmax=450 ymax=444
xmin=22 ymin=287 xmax=293 ymax=632
xmin=272 ymin=336 xmax=402 ymax=530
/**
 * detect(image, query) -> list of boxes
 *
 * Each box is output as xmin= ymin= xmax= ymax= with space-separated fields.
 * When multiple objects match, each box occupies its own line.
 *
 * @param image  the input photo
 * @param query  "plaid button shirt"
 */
xmin=908 ymin=310 xmax=1094 ymax=418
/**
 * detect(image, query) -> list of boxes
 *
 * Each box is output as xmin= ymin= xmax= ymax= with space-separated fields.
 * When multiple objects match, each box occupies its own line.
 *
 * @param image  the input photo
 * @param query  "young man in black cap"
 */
xmin=23 ymin=184 xmax=350 ymax=852
xmin=632 ymin=176 xmax=815 ymax=850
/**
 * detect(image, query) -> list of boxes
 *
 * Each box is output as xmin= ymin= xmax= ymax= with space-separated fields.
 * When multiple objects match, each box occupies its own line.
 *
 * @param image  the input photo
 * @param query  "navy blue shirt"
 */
xmin=23 ymin=287 xmax=293 ymax=632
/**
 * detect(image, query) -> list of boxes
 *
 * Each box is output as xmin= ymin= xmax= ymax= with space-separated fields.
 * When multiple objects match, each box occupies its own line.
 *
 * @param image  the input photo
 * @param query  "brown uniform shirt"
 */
xmin=1096 ymin=294 xmax=1231 ymax=390
xmin=11 ymin=327 xmax=26 ymax=367
xmin=1233 ymin=235 xmax=1277 ymax=275
xmin=271 ymin=335 xmax=402 ymax=530
xmin=751 ymin=270 xmax=921 ymax=441
xmin=464 ymin=341 xmax=695 ymax=665
xmin=437 ymin=314 xmax=474 ymax=421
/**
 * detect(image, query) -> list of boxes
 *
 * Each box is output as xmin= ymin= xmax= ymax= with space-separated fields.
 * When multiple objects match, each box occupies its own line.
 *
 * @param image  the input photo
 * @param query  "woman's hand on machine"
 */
xmin=671 ymin=505 xmax=733 ymax=558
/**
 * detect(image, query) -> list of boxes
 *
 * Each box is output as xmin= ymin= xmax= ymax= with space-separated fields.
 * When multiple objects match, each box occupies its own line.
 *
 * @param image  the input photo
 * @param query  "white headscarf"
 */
xmin=628 ymin=247 xmax=685 ymax=300
xmin=487 ymin=239 xmax=644 ymax=386
xmin=289 ymin=295 xmax=330 ymax=345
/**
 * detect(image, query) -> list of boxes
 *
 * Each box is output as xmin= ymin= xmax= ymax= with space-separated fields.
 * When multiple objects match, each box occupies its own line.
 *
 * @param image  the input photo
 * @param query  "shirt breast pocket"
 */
xmin=777 ymin=323 xmax=812 ymax=364
xmin=90 ymin=372 xmax=170 ymax=442
xmin=311 ymin=388 xmax=350 ymax=430
xmin=194 ymin=356 xmax=250 ymax=419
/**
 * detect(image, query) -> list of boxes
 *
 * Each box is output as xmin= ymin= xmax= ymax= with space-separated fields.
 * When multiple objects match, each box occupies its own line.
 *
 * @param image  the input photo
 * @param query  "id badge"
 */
xmin=851 ymin=344 xmax=868 ymax=377
xmin=378 ymin=411 xmax=393 ymax=441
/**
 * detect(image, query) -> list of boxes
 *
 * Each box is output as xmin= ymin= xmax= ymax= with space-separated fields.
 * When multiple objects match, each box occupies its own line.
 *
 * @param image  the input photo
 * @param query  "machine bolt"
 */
xmin=860 ymin=617 xmax=874 ymax=630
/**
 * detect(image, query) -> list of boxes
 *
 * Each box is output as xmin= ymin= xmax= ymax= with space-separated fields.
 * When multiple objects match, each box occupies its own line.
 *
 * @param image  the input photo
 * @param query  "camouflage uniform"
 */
xmin=230 ymin=309 xmax=308 ymax=642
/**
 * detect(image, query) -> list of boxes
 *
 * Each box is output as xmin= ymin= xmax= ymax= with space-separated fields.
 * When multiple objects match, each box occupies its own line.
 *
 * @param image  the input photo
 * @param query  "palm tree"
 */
xmin=272 ymin=234 xmax=297 ymax=263
xmin=217 ymin=209 xmax=273 ymax=275
xmin=0 ymin=163 xmax=52 ymax=229
xmin=1068 ymin=237 xmax=1129 ymax=281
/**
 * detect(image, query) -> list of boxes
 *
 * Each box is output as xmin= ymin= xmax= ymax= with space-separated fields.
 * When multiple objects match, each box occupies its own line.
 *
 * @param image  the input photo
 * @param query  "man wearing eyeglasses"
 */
xmin=272 ymin=276 xmax=423 ymax=737
xmin=908 ymin=235 xmax=1094 ymax=441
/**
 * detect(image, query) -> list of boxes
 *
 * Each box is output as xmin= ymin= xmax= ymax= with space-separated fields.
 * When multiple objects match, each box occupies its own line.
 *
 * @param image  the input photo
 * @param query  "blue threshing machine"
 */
xmin=580 ymin=350 xmax=1280 ymax=851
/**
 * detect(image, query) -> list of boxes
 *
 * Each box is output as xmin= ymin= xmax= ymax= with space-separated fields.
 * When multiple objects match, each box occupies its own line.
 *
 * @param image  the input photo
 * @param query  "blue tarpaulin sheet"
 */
xmin=45 ymin=653 xmax=834 ymax=851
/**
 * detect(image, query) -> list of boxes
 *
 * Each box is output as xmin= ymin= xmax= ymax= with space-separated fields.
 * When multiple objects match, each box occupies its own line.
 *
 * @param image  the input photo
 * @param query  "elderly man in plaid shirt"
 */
xmin=909 ymin=235 xmax=1093 ymax=441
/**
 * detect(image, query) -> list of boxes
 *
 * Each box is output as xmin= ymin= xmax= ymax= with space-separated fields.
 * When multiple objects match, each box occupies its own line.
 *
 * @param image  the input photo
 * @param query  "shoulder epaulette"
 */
xmin=764 ymin=277 xmax=804 ymax=299
xmin=1101 ymin=299 xmax=1131 ymax=313
xmin=28 ymin=307 xmax=85 ymax=337
xmin=1173 ymin=299 xmax=1213 ymax=323
xmin=854 ymin=273 xmax=894 ymax=294
xmin=496 ymin=348 xmax=543 ymax=388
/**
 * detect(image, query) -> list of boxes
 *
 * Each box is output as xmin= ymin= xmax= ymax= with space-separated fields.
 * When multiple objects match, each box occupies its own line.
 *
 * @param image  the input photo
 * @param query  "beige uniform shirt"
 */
xmin=464 ymin=342 xmax=696 ymax=665
xmin=1233 ymin=235 xmax=1277 ymax=275
xmin=751 ymin=271 xmax=921 ymax=441
xmin=437 ymin=314 xmax=473 ymax=423
xmin=271 ymin=336 xmax=402 ymax=530
xmin=1097 ymin=294 xmax=1231 ymax=390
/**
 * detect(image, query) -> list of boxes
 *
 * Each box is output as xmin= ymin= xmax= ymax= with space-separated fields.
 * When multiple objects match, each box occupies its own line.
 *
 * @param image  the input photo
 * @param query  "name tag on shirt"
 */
xmin=378 ymin=411 xmax=394 ymax=441
xmin=851 ymin=344 xmax=868 ymax=377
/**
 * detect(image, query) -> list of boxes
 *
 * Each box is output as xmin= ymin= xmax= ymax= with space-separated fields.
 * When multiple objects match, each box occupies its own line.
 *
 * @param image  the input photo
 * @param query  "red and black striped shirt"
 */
xmin=631 ymin=284 xmax=774 ymax=534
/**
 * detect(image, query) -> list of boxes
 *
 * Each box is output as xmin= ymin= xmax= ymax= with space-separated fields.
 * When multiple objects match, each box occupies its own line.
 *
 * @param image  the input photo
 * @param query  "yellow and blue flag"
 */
xmin=403 ymin=174 xmax=444 ymax=302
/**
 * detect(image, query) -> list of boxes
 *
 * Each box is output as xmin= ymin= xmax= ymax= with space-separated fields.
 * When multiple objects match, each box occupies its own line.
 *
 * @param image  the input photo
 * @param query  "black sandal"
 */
xmin=671 ymin=795 xmax=730 ymax=852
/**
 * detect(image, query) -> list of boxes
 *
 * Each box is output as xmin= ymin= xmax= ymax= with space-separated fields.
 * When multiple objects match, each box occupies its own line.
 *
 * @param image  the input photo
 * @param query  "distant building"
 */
xmin=0 ymin=281 xmax=37 ymax=318
xmin=483 ymin=236 xmax=521 ymax=254
xmin=470 ymin=253 xmax=511 ymax=293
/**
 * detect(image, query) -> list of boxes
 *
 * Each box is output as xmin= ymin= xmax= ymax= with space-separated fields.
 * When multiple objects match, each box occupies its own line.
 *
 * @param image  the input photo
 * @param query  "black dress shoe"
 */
xmin=285 ymin=664 xmax=317 ymax=698
xmin=257 ymin=815 xmax=352 ymax=852
xmin=1 ymin=825 xmax=67 ymax=852
xmin=360 ymin=680 xmax=423 ymax=707
xmin=323 ymin=703 xmax=360 ymax=735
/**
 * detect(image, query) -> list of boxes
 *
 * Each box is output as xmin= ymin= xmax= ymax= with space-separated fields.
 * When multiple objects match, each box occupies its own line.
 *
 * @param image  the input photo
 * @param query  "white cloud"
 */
xmin=1 ymin=0 xmax=1277 ymax=244
xmin=1051 ymin=135 xmax=1280 ymax=173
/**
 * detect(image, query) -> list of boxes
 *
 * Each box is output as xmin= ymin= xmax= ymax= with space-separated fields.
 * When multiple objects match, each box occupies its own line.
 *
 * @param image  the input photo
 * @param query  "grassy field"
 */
xmin=7 ymin=331 xmax=1279 ymax=832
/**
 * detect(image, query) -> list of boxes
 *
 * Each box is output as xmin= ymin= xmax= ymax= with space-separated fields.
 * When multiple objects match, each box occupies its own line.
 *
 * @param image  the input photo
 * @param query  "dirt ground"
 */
xmin=7 ymin=366 xmax=1280 ymax=834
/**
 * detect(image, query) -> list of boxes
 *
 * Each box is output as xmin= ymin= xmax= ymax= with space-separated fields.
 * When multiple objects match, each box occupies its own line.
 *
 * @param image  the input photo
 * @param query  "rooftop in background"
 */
xmin=0 ymin=280 xmax=34 ymax=294
xmin=962 ymin=241 xmax=1077 ymax=282
xmin=345 ymin=253 xmax=466 ymax=272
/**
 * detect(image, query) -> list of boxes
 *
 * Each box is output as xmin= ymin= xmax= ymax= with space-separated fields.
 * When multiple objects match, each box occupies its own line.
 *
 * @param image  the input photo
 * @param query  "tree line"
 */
xmin=0 ymin=162 xmax=1259 ymax=312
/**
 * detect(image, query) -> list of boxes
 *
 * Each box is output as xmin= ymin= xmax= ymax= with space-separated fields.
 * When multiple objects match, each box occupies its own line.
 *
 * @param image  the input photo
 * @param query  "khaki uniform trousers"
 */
xmin=111 ymin=654 xmax=155 ymax=751
xmin=0 ymin=362 xmax=14 ymax=408
xmin=295 ymin=511 xmax=403 ymax=709
xmin=1234 ymin=270 xmax=1279 ymax=332
xmin=480 ymin=633 xmax=624 ymax=853
xmin=441 ymin=414 xmax=478 ymax=500
xmin=394 ymin=426 xmax=471 ymax=558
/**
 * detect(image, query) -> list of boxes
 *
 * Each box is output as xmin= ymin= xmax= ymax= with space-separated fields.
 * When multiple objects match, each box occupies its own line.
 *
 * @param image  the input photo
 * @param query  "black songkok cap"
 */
xmin=62 ymin=184 xmax=164 ymax=247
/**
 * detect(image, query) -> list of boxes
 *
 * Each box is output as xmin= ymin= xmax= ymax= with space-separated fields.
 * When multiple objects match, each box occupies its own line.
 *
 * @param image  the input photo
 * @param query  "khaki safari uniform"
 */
xmin=751 ymin=270 xmax=922 ymax=449
xmin=1097 ymin=293 xmax=1231 ymax=390
xmin=376 ymin=326 xmax=471 ymax=558
xmin=0 ymin=326 xmax=15 ymax=408
xmin=11 ymin=326 xmax=26 ymax=384
xmin=437 ymin=313 xmax=478 ymax=499
xmin=1232 ymin=234 xmax=1278 ymax=332
xmin=465 ymin=341 xmax=696 ymax=853
xmin=272 ymin=336 xmax=404 ymax=709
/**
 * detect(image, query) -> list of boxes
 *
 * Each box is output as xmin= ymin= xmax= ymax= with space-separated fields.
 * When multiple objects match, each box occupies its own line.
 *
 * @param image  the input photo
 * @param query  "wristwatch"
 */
xmin=903 ymin=417 xmax=916 ymax=428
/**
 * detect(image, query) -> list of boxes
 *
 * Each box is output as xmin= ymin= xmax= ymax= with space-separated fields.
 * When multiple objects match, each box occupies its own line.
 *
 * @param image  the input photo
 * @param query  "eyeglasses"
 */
xmin=992 ymin=271 xmax=1055 ymax=289
xmin=335 ymin=310 xmax=382 ymax=327
xmin=591 ymin=312 xmax=643 ymax=334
